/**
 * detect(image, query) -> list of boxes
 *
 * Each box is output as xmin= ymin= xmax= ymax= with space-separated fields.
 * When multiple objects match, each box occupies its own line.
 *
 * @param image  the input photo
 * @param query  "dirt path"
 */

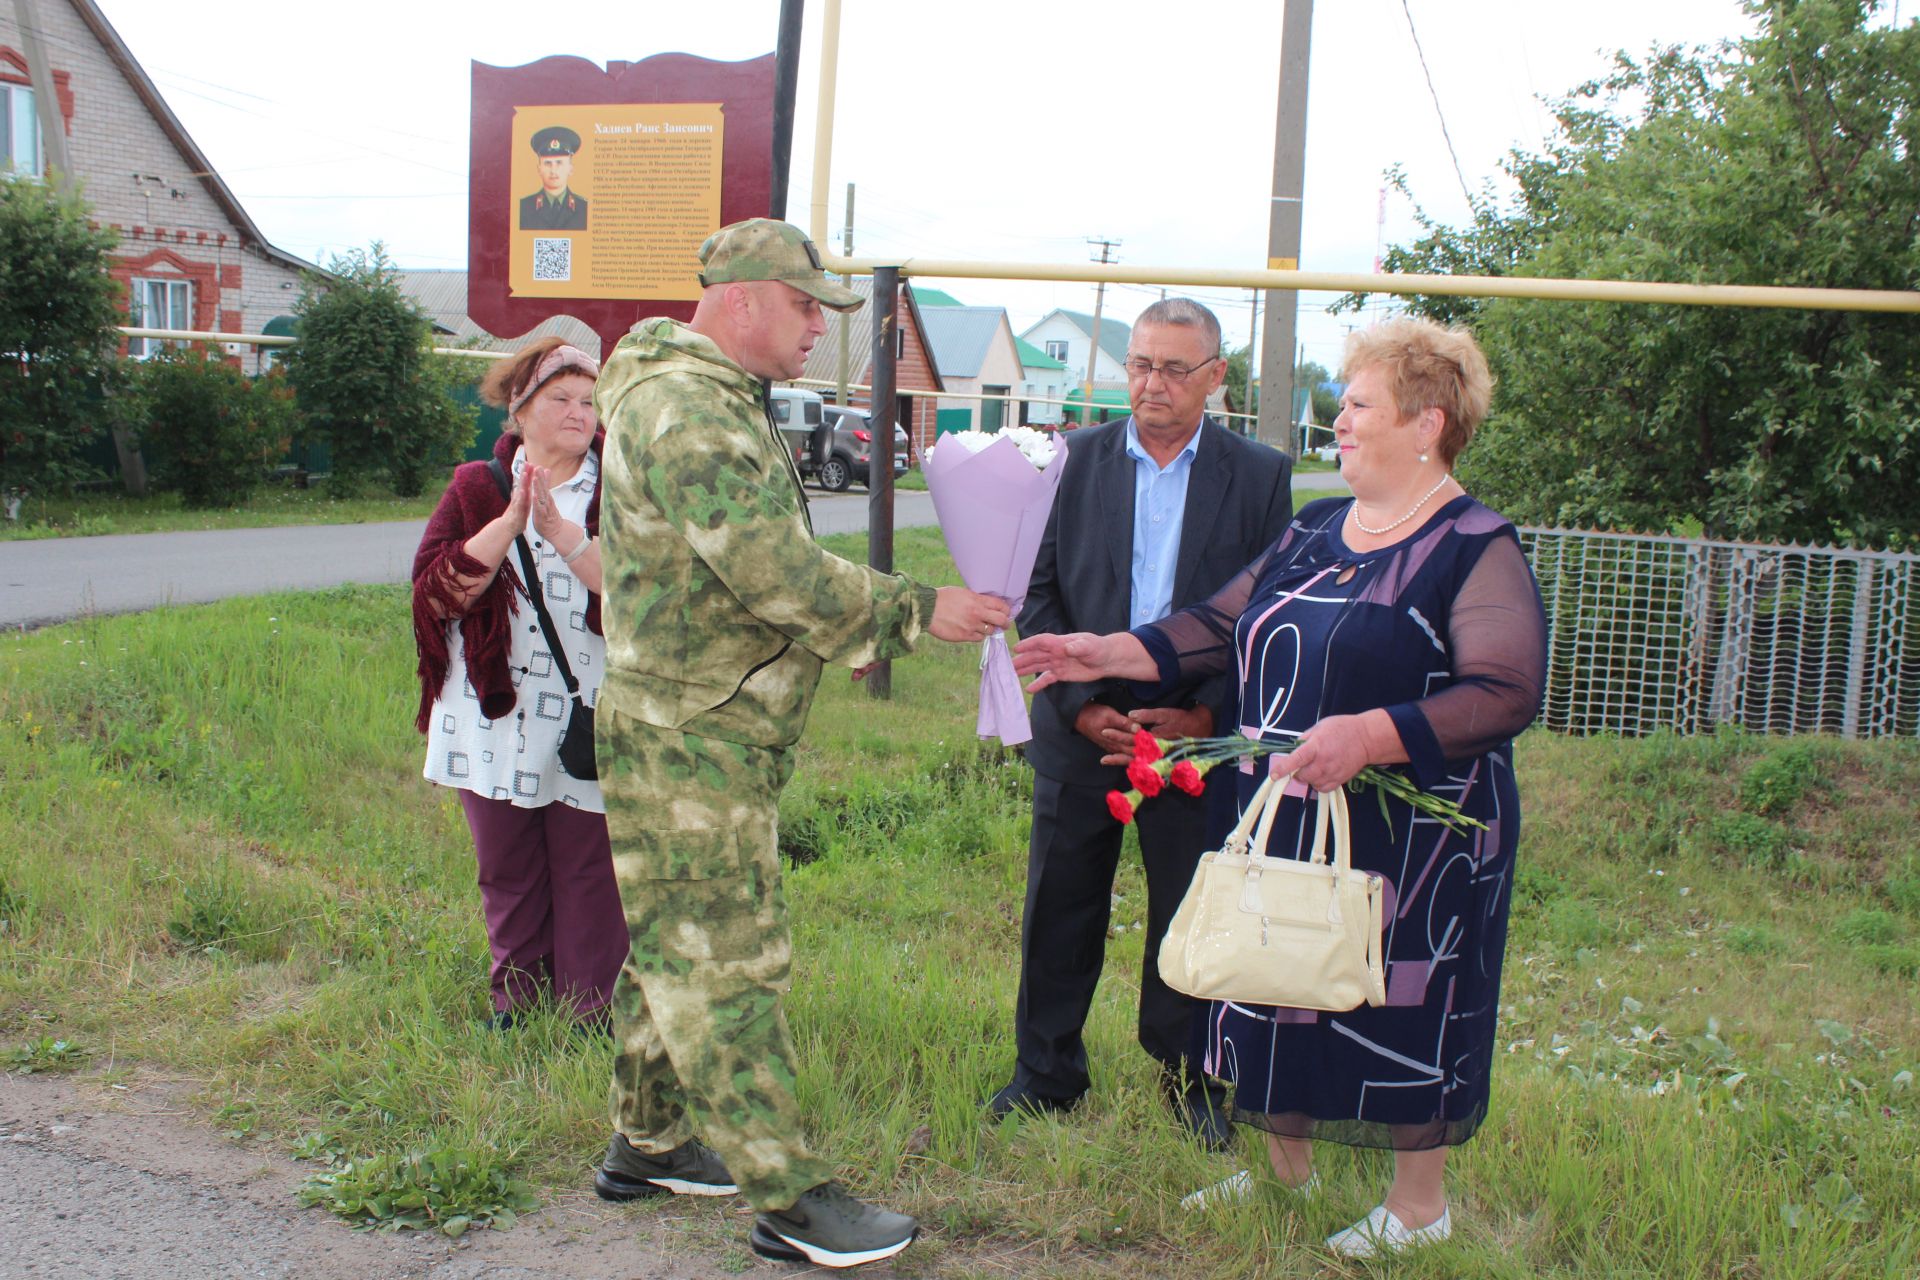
xmin=0 ymin=1071 xmax=860 ymax=1280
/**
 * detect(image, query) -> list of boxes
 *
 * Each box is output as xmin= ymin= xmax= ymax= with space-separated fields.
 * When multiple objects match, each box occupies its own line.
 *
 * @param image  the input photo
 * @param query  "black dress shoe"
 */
xmin=985 ymin=1081 xmax=1081 ymax=1119
xmin=1175 ymin=1092 xmax=1236 ymax=1153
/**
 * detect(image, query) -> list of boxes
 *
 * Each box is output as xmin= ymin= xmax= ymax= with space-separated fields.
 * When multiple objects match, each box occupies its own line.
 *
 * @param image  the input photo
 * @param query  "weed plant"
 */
xmin=1 ymin=528 xmax=1917 ymax=1275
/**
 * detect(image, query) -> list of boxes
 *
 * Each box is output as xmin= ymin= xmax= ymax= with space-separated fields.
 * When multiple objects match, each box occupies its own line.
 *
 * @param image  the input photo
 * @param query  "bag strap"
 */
xmin=488 ymin=457 xmax=581 ymax=699
xmin=1225 ymin=772 xmax=1282 ymax=854
xmin=1306 ymin=783 xmax=1353 ymax=873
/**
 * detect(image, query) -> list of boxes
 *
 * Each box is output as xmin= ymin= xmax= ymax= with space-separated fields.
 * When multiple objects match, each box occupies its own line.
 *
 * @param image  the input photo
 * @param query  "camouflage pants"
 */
xmin=599 ymin=707 xmax=832 ymax=1212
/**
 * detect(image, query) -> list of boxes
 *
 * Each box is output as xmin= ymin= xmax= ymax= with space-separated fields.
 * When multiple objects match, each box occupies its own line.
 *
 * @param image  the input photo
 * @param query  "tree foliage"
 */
xmin=1350 ymin=0 xmax=1920 ymax=548
xmin=122 ymin=345 xmax=297 ymax=507
xmin=1225 ymin=347 xmax=1339 ymax=425
xmin=284 ymin=245 xmax=474 ymax=497
xmin=0 ymin=175 xmax=126 ymax=495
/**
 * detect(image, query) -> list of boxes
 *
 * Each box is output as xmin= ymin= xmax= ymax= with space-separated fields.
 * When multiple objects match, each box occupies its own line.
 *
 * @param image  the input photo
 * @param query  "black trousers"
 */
xmin=1010 ymin=771 xmax=1222 ymax=1103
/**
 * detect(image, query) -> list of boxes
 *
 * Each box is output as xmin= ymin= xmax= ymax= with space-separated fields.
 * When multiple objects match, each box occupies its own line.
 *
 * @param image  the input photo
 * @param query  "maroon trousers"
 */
xmin=458 ymin=791 xmax=627 ymax=1017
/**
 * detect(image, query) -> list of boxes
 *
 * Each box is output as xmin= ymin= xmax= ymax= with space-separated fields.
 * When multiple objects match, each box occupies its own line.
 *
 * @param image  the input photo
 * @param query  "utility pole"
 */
xmin=1244 ymin=288 xmax=1260 ymax=431
xmin=836 ymin=182 xmax=855 ymax=406
xmin=1080 ymin=237 xmax=1120 ymax=427
xmin=1257 ymin=0 xmax=1313 ymax=455
xmin=11 ymin=0 xmax=69 ymax=193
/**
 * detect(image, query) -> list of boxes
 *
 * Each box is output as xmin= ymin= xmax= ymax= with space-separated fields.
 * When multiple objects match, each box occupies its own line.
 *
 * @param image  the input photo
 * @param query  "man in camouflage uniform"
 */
xmin=588 ymin=218 xmax=1008 ymax=1270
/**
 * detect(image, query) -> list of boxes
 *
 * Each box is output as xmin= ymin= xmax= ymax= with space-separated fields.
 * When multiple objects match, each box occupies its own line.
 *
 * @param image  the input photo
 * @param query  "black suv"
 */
xmin=771 ymin=390 xmax=911 ymax=491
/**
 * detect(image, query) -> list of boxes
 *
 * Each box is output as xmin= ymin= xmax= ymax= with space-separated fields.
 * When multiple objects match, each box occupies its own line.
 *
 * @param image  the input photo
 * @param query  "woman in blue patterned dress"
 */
xmin=1014 ymin=317 xmax=1545 ymax=1257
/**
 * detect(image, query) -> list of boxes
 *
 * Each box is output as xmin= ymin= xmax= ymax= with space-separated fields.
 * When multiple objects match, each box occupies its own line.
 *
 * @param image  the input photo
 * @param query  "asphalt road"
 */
xmin=1 ymin=473 xmax=1348 ymax=632
xmin=0 ymin=490 xmax=938 ymax=632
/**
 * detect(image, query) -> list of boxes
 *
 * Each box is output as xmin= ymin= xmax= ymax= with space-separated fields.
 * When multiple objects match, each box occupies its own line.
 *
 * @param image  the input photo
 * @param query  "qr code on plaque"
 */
xmin=532 ymin=237 xmax=572 ymax=282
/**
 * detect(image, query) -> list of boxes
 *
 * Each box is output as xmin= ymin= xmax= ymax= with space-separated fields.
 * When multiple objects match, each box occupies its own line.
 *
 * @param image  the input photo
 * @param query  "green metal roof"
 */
xmin=1061 ymin=386 xmax=1132 ymax=408
xmin=1016 ymin=337 xmax=1067 ymax=370
xmin=911 ymin=287 xmax=965 ymax=307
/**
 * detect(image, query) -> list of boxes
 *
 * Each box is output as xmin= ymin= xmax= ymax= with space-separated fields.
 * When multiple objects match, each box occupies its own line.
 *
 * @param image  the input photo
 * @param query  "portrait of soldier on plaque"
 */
xmin=520 ymin=125 xmax=589 ymax=232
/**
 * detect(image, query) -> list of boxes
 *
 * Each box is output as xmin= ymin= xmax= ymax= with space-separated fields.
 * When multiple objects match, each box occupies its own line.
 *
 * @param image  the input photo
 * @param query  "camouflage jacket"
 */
xmin=594 ymin=318 xmax=938 ymax=748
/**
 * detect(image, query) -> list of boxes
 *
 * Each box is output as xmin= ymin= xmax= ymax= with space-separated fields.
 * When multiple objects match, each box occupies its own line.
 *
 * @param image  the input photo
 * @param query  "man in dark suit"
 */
xmin=989 ymin=298 xmax=1293 ymax=1148
xmin=520 ymin=126 xmax=589 ymax=232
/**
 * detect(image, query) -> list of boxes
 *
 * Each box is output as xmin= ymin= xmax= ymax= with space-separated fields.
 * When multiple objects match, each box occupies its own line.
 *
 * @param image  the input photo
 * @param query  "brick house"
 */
xmin=796 ymin=278 xmax=944 ymax=463
xmin=1 ymin=0 xmax=314 ymax=367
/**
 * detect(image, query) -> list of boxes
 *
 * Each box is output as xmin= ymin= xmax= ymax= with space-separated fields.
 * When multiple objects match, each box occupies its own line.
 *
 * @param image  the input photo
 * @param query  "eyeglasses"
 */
xmin=1122 ymin=355 xmax=1219 ymax=384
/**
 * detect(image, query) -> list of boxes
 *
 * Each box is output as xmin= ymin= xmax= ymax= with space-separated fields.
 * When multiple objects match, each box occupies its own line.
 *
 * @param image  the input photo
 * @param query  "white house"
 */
xmin=1015 ymin=337 xmax=1070 ymax=426
xmin=1020 ymin=308 xmax=1132 ymax=389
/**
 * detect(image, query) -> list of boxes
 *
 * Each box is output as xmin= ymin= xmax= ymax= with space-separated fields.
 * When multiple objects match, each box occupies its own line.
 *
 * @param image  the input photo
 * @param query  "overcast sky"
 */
xmin=96 ymin=0 xmax=1765 ymax=371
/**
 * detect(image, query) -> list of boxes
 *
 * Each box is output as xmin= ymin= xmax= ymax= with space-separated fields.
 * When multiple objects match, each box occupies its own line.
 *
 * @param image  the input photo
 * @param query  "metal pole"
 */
xmin=866 ymin=265 xmax=900 ymax=699
xmin=808 ymin=0 xmax=843 ymax=246
xmin=1245 ymin=288 xmax=1260 ymax=430
xmin=1081 ymin=238 xmax=1119 ymax=426
xmin=1257 ymin=0 xmax=1313 ymax=454
xmin=769 ymin=0 xmax=805 ymax=218
xmin=837 ymin=183 xmax=854 ymax=406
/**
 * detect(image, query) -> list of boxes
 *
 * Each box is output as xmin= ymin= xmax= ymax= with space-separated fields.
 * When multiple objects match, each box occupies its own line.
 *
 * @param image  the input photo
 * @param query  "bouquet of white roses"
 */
xmin=923 ymin=424 xmax=1070 ymax=745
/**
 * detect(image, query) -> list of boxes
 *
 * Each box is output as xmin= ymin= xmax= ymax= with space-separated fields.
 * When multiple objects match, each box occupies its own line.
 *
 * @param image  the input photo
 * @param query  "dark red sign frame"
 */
xmin=468 ymin=53 xmax=776 ymax=357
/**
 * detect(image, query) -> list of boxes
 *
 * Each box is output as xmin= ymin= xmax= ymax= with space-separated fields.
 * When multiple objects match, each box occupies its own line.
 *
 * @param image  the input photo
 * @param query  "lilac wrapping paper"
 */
xmin=923 ymin=434 xmax=1070 ymax=745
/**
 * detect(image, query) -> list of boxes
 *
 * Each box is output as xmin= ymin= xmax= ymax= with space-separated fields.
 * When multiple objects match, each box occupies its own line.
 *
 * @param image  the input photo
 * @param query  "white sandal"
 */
xmin=1324 ymin=1202 xmax=1452 ymax=1257
xmin=1179 ymin=1169 xmax=1319 ymax=1211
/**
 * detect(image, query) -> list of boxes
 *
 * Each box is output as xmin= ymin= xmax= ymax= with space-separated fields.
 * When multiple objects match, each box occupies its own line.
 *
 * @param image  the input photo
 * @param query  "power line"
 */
xmin=1399 ymin=0 xmax=1475 ymax=210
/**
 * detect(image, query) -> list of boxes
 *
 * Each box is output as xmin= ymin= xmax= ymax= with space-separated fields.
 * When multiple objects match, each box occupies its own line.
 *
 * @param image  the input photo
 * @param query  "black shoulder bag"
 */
xmin=489 ymin=458 xmax=597 ymax=780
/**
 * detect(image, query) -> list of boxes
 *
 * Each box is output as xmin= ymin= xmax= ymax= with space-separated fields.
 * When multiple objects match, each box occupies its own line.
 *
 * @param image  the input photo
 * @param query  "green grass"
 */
xmin=0 ymin=479 xmax=443 ymax=540
xmin=2 ymin=529 xmax=1917 ymax=1276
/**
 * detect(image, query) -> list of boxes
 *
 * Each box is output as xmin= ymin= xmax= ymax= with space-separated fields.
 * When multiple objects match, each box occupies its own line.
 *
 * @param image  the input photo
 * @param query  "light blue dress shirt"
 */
xmin=1124 ymin=417 xmax=1202 ymax=628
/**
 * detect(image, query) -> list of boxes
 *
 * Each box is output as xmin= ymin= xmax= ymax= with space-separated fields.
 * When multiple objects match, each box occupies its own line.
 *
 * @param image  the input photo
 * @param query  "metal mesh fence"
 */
xmin=1517 ymin=527 xmax=1919 ymax=739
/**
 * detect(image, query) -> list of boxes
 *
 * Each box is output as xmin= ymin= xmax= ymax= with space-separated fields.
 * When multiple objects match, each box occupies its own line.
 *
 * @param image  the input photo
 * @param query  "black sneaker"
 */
xmin=593 ymin=1133 xmax=738 ymax=1200
xmin=749 ymin=1181 xmax=918 ymax=1269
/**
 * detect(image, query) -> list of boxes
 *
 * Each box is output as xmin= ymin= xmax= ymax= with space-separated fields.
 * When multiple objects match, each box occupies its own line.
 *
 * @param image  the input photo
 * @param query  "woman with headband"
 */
xmin=411 ymin=337 xmax=626 ymax=1032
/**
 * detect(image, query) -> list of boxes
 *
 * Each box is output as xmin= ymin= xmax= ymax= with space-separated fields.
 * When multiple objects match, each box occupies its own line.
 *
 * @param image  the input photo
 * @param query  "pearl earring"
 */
xmin=1418 ymin=452 xmax=1430 ymax=464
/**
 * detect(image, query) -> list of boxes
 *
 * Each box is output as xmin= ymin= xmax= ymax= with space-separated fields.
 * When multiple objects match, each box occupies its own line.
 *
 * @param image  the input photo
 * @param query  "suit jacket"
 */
xmin=520 ymin=190 xmax=588 ymax=231
xmin=1020 ymin=416 xmax=1293 ymax=788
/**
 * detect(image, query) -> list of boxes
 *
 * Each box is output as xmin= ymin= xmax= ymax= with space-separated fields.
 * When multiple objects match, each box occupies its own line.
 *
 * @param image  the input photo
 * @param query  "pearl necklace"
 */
xmin=1350 ymin=473 xmax=1453 ymax=536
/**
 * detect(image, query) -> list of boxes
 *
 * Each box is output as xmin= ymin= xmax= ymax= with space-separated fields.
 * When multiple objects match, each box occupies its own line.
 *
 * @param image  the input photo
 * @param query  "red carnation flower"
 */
xmin=1170 ymin=761 xmax=1205 ymax=796
xmin=1127 ymin=759 xmax=1165 ymax=797
xmin=1132 ymin=730 xmax=1164 ymax=763
xmin=1106 ymin=790 xmax=1137 ymax=824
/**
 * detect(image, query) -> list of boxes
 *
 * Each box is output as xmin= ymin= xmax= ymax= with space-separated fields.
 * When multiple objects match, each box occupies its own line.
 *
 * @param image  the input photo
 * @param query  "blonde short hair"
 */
xmin=1341 ymin=317 xmax=1492 ymax=466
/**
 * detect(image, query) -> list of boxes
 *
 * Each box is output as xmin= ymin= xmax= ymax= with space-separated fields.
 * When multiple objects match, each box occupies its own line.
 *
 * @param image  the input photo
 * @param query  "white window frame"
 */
xmin=3 ymin=81 xmax=41 ymax=178
xmin=1044 ymin=339 xmax=1069 ymax=362
xmin=128 ymin=277 xmax=194 ymax=359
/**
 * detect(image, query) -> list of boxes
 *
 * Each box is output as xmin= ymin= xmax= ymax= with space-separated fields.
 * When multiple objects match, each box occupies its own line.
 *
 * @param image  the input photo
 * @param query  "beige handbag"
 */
xmin=1158 ymin=771 xmax=1387 ymax=1012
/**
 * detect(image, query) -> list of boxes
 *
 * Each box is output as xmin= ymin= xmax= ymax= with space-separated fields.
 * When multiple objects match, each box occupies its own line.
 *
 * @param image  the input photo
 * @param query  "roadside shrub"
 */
xmin=283 ymin=244 xmax=475 ymax=498
xmin=122 ymin=346 xmax=296 ymax=507
xmin=1834 ymin=908 xmax=1902 ymax=948
xmin=1737 ymin=743 xmax=1827 ymax=817
xmin=296 ymin=1144 xmax=537 ymax=1236
xmin=0 ymin=175 xmax=124 ymax=497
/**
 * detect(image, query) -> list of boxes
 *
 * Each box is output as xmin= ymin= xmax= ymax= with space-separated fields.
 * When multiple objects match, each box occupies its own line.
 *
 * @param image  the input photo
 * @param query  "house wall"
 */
xmin=820 ymin=286 xmax=941 ymax=463
xmin=1020 ymin=364 xmax=1071 ymax=425
xmin=1022 ymin=313 xmax=1128 ymax=387
xmin=0 ymin=1 xmax=308 ymax=362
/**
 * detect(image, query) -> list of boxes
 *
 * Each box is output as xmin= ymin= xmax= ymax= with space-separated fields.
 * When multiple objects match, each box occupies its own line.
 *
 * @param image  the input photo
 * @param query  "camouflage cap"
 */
xmin=697 ymin=219 xmax=864 ymax=312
